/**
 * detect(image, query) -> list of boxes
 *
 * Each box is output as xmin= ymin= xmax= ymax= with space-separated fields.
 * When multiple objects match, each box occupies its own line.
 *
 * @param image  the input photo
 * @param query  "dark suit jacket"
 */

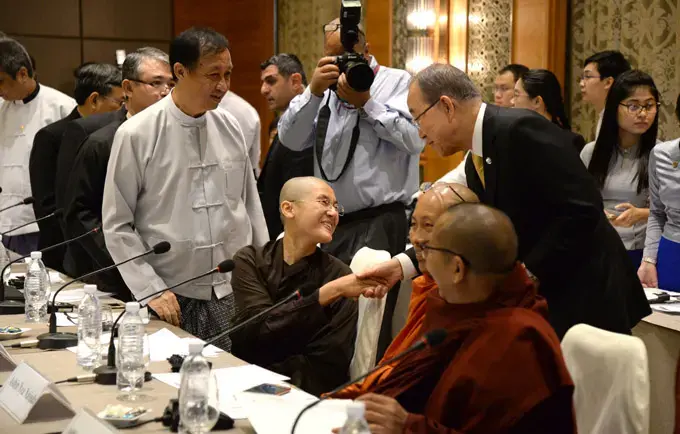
xmin=567 ymin=130 xmax=587 ymax=153
xmin=62 ymin=118 xmax=128 ymax=299
xmin=28 ymin=107 xmax=81 ymax=272
xmin=407 ymin=105 xmax=650 ymax=338
xmin=257 ymin=134 xmax=314 ymax=240
xmin=55 ymin=108 xmax=127 ymax=277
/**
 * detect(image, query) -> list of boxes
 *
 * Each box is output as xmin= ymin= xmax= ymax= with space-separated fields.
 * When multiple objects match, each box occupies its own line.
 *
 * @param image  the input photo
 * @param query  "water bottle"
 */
xmin=340 ymin=402 xmax=371 ymax=434
xmin=117 ymin=302 xmax=146 ymax=397
xmin=76 ymin=284 xmax=102 ymax=370
xmin=24 ymin=251 xmax=50 ymax=323
xmin=179 ymin=340 xmax=219 ymax=434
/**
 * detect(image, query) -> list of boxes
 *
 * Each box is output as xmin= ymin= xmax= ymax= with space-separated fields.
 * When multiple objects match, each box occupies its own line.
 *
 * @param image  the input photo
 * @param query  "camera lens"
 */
xmin=345 ymin=61 xmax=374 ymax=92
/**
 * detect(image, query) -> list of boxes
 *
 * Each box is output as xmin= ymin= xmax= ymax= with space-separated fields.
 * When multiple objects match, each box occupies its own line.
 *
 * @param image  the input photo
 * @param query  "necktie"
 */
xmin=471 ymin=154 xmax=485 ymax=188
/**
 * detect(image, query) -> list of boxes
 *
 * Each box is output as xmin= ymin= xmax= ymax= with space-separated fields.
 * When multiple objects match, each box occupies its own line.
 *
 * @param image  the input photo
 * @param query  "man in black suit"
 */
xmin=360 ymin=63 xmax=650 ymax=338
xmin=258 ymin=53 xmax=314 ymax=240
xmin=61 ymin=47 xmax=172 ymax=297
xmin=29 ymin=63 xmax=123 ymax=272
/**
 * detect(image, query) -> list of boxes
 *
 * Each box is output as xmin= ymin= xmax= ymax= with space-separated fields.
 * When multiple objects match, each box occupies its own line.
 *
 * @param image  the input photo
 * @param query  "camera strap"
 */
xmin=314 ymin=92 xmax=361 ymax=183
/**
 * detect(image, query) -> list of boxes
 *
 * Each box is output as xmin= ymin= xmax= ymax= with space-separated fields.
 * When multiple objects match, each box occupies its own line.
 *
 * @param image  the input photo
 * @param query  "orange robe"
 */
xmin=339 ymin=264 xmax=575 ymax=434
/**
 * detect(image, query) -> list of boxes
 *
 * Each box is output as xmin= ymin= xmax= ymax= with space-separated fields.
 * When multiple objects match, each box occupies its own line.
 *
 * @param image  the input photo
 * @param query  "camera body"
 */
xmin=334 ymin=0 xmax=374 ymax=93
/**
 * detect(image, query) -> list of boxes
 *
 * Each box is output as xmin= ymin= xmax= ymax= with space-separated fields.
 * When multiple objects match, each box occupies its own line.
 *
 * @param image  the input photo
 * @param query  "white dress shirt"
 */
xmin=103 ymin=93 xmax=268 ymax=302
xmin=0 ymin=84 xmax=74 ymax=234
xmin=219 ymin=91 xmax=261 ymax=176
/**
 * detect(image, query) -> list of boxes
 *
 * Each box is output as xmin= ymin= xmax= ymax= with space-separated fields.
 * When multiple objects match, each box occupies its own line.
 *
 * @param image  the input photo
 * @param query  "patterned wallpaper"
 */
xmin=570 ymin=0 xmax=680 ymax=142
xmin=467 ymin=0 xmax=513 ymax=102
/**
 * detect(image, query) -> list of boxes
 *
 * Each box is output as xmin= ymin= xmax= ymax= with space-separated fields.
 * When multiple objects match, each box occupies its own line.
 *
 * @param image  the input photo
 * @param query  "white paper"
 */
xmin=49 ymin=272 xmax=65 ymax=284
xmin=55 ymin=289 xmax=110 ymax=304
xmin=240 ymin=395 xmax=351 ymax=434
xmin=0 ymin=362 xmax=50 ymax=423
xmin=0 ymin=340 xmax=17 ymax=371
xmin=147 ymin=328 xmax=223 ymax=362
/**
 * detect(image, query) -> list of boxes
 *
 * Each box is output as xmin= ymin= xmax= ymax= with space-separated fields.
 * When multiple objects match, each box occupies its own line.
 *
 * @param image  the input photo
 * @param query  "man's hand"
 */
xmin=148 ymin=291 xmax=181 ymax=327
xmin=310 ymin=57 xmax=340 ymax=97
xmin=318 ymin=274 xmax=389 ymax=306
xmin=612 ymin=203 xmax=648 ymax=228
xmin=358 ymin=393 xmax=409 ymax=434
xmin=336 ymin=73 xmax=371 ymax=108
xmin=638 ymin=262 xmax=658 ymax=288
xmin=356 ymin=258 xmax=404 ymax=298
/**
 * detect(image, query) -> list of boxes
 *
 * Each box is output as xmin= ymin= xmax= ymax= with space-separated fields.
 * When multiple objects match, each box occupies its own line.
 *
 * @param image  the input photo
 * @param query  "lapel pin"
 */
xmin=673 ymin=161 xmax=678 ymax=168
xmin=485 ymin=157 xmax=492 ymax=165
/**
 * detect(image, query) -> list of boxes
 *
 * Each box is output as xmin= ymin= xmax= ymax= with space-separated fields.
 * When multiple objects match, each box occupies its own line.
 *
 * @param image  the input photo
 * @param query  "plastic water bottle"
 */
xmin=340 ymin=402 xmax=371 ymax=434
xmin=179 ymin=340 xmax=218 ymax=433
xmin=76 ymin=284 xmax=102 ymax=370
xmin=117 ymin=302 xmax=146 ymax=397
xmin=24 ymin=251 xmax=50 ymax=323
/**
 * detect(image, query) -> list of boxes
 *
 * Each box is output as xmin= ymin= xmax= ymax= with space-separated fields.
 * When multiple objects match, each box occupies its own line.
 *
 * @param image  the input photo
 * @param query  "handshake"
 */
xmin=318 ymin=258 xmax=404 ymax=306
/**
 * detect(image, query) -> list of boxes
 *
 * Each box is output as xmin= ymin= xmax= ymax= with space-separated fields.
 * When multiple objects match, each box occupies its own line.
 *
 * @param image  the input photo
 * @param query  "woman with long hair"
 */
xmin=512 ymin=69 xmax=586 ymax=152
xmin=638 ymin=93 xmax=680 ymax=291
xmin=580 ymin=70 xmax=659 ymax=270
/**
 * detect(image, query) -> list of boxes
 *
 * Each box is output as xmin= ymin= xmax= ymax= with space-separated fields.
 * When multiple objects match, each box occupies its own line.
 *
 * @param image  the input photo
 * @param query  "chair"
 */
xmin=348 ymin=247 xmax=391 ymax=378
xmin=562 ymin=324 xmax=650 ymax=434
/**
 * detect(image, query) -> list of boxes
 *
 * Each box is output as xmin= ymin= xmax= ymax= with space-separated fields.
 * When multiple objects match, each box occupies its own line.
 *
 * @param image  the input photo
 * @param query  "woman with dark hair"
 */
xmin=638 ymin=93 xmax=680 ymax=291
xmin=512 ymin=69 xmax=586 ymax=152
xmin=580 ymin=70 xmax=659 ymax=270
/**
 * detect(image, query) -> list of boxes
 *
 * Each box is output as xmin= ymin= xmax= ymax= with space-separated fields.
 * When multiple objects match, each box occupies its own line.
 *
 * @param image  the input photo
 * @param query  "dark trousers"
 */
xmin=322 ymin=201 xmax=408 ymax=361
xmin=2 ymin=233 xmax=40 ymax=257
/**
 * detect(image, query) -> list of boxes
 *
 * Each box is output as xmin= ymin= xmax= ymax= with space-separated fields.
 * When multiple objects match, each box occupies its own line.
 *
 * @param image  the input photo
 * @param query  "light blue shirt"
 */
xmin=277 ymin=57 xmax=424 ymax=214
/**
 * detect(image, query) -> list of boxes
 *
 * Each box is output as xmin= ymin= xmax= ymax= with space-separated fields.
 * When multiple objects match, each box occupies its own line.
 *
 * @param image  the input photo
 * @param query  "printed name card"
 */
xmin=0 ymin=362 xmax=73 ymax=424
xmin=63 ymin=408 xmax=119 ymax=434
xmin=0 ymin=343 xmax=16 ymax=372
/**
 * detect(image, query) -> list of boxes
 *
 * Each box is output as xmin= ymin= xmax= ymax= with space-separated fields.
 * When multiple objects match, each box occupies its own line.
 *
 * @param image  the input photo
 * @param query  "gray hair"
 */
xmin=415 ymin=63 xmax=481 ymax=104
xmin=122 ymin=47 xmax=169 ymax=81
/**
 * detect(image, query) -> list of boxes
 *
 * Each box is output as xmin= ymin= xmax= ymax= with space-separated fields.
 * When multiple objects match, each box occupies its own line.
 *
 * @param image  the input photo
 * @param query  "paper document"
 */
xmin=644 ymin=288 xmax=680 ymax=313
xmin=55 ymin=288 xmax=110 ymax=304
xmin=147 ymin=328 xmax=224 ymax=362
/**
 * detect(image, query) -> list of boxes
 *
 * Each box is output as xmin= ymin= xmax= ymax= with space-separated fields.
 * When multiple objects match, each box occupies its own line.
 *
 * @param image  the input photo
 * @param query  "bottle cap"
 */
xmin=30 ymin=251 xmax=42 ymax=260
xmin=125 ymin=302 xmax=141 ymax=313
xmin=187 ymin=339 xmax=204 ymax=355
xmin=83 ymin=284 xmax=97 ymax=294
xmin=346 ymin=401 xmax=365 ymax=418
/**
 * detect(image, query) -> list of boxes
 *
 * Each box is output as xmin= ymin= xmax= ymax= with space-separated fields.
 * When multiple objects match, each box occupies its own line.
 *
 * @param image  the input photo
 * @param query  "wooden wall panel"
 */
xmin=365 ymin=0 xmax=393 ymax=66
xmin=83 ymin=40 xmax=171 ymax=64
xmin=0 ymin=0 xmax=80 ymax=37
xmin=11 ymin=36 xmax=82 ymax=95
xmin=82 ymin=0 xmax=173 ymax=40
xmin=174 ymin=0 xmax=276 ymax=169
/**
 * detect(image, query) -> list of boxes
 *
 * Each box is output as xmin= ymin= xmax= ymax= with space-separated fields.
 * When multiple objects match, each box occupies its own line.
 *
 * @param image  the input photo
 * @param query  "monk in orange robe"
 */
xmin=336 ymin=203 xmax=575 ymax=434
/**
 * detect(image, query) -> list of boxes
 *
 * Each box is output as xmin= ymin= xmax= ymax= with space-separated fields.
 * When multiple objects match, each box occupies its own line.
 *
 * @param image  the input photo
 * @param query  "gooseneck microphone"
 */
xmin=0 ymin=226 xmax=101 ymax=315
xmin=0 ymin=196 xmax=34 ymax=214
xmin=93 ymin=259 xmax=235 ymax=385
xmin=1 ymin=208 xmax=62 ymax=237
xmin=36 ymin=241 xmax=171 ymax=349
xmin=290 ymin=328 xmax=448 ymax=433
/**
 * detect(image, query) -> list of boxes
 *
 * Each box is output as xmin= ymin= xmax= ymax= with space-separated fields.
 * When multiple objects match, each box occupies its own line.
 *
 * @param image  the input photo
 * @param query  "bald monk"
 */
xmin=336 ymin=204 xmax=575 ymax=434
xmin=231 ymin=177 xmax=381 ymax=395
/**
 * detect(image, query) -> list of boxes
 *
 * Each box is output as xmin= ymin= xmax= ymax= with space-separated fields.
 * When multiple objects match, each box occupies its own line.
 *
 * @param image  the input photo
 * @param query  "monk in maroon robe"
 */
xmin=336 ymin=203 xmax=576 ymax=434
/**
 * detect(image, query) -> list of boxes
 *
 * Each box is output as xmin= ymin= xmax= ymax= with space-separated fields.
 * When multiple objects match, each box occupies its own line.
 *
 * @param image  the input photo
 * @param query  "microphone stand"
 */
xmin=0 ymin=197 xmax=33 ymax=214
xmin=94 ymin=262 xmax=232 ymax=385
xmin=0 ymin=227 xmax=99 ymax=315
xmin=1 ymin=209 xmax=62 ymax=237
xmin=37 ymin=244 xmax=168 ymax=350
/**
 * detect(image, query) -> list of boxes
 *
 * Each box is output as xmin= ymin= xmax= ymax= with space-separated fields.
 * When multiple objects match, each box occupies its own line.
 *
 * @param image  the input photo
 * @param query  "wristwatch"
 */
xmin=642 ymin=257 xmax=657 ymax=265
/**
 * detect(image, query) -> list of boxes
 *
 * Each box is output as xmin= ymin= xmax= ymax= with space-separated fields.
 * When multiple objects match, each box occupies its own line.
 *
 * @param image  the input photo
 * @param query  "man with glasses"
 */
xmin=0 ymin=38 xmax=75 ymax=256
xmin=58 ymin=48 xmax=173 ymax=298
xmin=103 ymin=28 xmax=267 ymax=350
xmin=231 ymin=176 xmax=379 ymax=395
xmin=493 ymin=64 xmax=528 ymax=107
xmin=580 ymin=50 xmax=631 ymax=138
xmin=29 ymin=62 xmax=122 ymax=271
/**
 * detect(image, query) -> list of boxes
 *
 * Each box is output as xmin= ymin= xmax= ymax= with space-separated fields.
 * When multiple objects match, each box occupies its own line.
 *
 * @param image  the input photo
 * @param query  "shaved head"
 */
xmin=279 ymin=176 xmax=328 ymax=204
xmin=420 ymin=183 xmax=479 ymax=209
xmin=279 ymin=176 xmax=339 ymax=245
xmin=434 ymin=203 xmax=518 ymax=274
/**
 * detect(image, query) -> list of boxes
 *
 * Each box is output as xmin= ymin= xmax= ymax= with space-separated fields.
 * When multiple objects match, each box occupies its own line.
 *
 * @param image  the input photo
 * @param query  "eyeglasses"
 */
xmin=129 ymin=78 xmax=176 ymax=91
xmin=579 ymin=73 xmax=601 ymax=82
xmin=619 ymin=102 xmax=660 ymax=115
xmin=421 ymin=243 xmax=472 ymax=265
xmin=513 ymin=90 xmax=530 ymax=99
xmin=101 ymin=95 xmax=125 ymax=108
xmin=291 ymin=198 xmax=345 ymax=216
xmin=419 ymin=182 xmax=468 ymax=203
xmin=413 ymin=100 xmax=439 ymax=127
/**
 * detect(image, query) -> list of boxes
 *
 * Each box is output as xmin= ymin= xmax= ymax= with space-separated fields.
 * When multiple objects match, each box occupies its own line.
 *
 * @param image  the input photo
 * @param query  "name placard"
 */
xmin=63 ymin=407 xmax=119 ymax=434
xmin=0 ymin=362 xmax=73 ymax=424
xmin=0 ymin=343 xmax=16 ymax=372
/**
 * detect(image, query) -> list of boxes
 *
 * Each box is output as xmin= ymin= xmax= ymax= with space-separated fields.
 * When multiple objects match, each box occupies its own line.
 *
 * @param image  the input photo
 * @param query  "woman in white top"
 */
xmin=638 ymin=94 xmax=680 ymax=291
xmin=580 ymin=70 xmax=659 ymax=270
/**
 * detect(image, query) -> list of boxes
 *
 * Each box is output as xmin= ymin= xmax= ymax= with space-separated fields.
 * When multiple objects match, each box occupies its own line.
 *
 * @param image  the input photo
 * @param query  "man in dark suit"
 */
xmin=360 ymin=63 xmax=650 ymax=338
xmin=60 ymin=47 xmax=172 ymax=297
xmin=29 ymin=63 xmax=123 ymax=272
xmin=258 ymin=53 xmax=314 ymax=240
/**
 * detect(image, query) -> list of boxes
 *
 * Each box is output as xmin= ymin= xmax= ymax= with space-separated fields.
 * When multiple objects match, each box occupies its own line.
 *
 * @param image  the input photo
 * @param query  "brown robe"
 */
xmin=231 ymin=239 xmax=357 ymax=396
xmin=340 ymin=264 xmax=575 ymax=433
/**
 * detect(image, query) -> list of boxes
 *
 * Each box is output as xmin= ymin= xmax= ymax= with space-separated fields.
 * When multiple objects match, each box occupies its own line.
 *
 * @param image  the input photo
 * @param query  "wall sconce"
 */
xmin=405 ymin=0 xmax=449 ymax=75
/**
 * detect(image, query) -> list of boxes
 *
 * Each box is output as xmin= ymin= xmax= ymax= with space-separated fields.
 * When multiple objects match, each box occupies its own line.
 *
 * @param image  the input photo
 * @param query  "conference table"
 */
xmin=0 ymin=311 xmax=256 ymax=433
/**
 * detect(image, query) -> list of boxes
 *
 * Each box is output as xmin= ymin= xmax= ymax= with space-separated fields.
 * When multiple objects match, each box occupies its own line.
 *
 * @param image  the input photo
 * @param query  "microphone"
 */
xmin=1 ymin=208 xmax=62 ymax=237
xmin=36 ymin=241 xmax=171 ymax=349
xmin=290 ymin=328 xmax=448 ymax=433
xmin=93 ymin=259 xmax=235 ymax=385
xmin=0 ymin=226 xmax=101 ymax=315
xmin=0 ymin=196 xmax=34 ymax=214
